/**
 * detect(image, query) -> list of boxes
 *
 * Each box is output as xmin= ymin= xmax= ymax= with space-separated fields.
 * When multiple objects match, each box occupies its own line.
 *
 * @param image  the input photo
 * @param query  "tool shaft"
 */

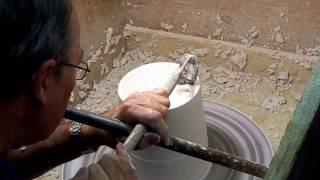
xmin=65 ymin=106 xmax=268 ymax=178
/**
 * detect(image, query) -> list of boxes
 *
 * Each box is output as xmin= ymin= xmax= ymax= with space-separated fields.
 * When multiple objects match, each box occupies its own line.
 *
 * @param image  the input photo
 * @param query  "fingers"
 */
xmin=113 ymin=89 xmax=171 ymax=146
xmin=124 ymin=104 xmax=170 ymax=145
xmin=97 ymin=146 xmax=138 ymax=180
xmin=142 ymin=91 xmax=170 ymax=109
xmin=148 ymin=88 xmax=169 ymax=97
xmin=115 ymin=143 xmax=129 ymax=161
xmin=126 ymin=92 xmax=170 ymax=116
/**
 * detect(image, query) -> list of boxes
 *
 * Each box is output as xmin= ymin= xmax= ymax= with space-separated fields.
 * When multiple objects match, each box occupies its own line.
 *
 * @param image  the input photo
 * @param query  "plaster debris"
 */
xmin=274 ymin=26 xmax=281 ymax=32
xmin=295 ymin=45 xmax=304 ymax=55
xmin=214 ymin=49 xmax=222 ymax=58
xmin=129 ymin=19 xmax=134 ymax=25
xmin=239 ymin=36 xmax=253 ymax=46
xmin=275 ymin=32 xmax=285 ymax=44
xmin=79 ymin=91 xmax=87 ymax=99
xmin=280 ymin=12 xmax=285 ymax=18
xmin=78 ymin=82 xmax=91 ymax=91
xmin=105 ymin=35 xmax=122 ymax=55
xmin=168 ymin=49 xmax=185 ymax=60
xmin=278 ymin=71 xmax=289 ymax=82
xmin=100 ymin=63 xmax=109 ymax=76
xmin=269 ymin=63 xmax=278 ymax=69
xmin=273 ymin=134 xmax=281 ymax=139
xmin=135 ymin=37 xmax=141 ymax=42
xmin=69 ymin=92 xmax=74 ymax=103
xmin=188 ymin=48 xmax=210 ymax=57
xmin=248 ymin=26 xmax=259 ymax=39
xmin=230 ymin=51 xmax=247 ymax=70
xmin=305 ymin=46 xmax=320 ymax=56
xmin=216 ymin=14 xmax=223 ymax=25
xmin=221 ymin=49 xmax=234 ymax=60
xmin=182 ymin=23 xmax=188 ymax=33
xmin=123 ymin=30 xmax=132 ymax=39
xmin=213 ymin=28 xmax=223 ymax=38
xmin=301 ymin=61 xmax=313 ymax=70
xmin=251 ymin=31 xmax=259 ymax=39
xmin=262 ymin=95 xmax=287 ymax=112
xmin=103 ymin=27 xmax=114 ymax=54
xmin=88 ymin=46 xmax=103 ymax=66
xmin=108 ymin=48 xmax=117 ymax=55
xmin=112 ymin=47 xmax=126 ymax=68
xmin=291 ymin=91 xmax=301 ymax=102
xmin=267 ymin=69 xmax=275 ymax=76
xmin=161 ymin=23 xmax=174 ymax=31
xmin=270 ymin=51 xmax=282 ymax=60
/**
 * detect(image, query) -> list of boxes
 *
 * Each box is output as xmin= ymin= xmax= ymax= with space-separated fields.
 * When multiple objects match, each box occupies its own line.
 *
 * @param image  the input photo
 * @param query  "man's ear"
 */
xmin=32 ymin=59 xmax=58 ymax=106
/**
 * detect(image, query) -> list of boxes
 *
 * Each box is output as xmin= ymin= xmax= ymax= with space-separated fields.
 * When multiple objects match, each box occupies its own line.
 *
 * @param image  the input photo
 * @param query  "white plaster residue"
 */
xmin=161 ymin=23 xmax=174 ymax=31
xmin=216 ymin=14 xmax=223 ymax=25
xmin=262 ymin=95 xmax=287 ymax=112
xmin=182 ymin=23 xmax=188 ymax=33
xmin=230 ymin=51 xmax=247 ymax=70
xmin=188 ymin=48 xmax=209 ymax=57
xmin=213 ymin=28 xmax=223 ymax=38
xmin=88 ymin=46 xmax=103 ymax=66
xmin=214 ymin=49 xmax=222 ymax=58
xmin=275 ymin=32 xmax=285 ymax=44
xmin=69 ymin=92 xmax=74 ymax=103
xmin=103 ymin=27 xmax=114 ymax=54
xmin=100 ymin=63 xmax=109 ymax=76
xmin=278 ymin=71 xmax=289 ymax=81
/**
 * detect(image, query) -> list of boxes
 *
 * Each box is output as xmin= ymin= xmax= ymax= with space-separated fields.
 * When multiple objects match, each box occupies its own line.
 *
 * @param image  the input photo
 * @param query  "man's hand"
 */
xmin=81 ymin=89 xmax=170 ymax=150
xmin=72 ymin=143 xmax=137 ymax=180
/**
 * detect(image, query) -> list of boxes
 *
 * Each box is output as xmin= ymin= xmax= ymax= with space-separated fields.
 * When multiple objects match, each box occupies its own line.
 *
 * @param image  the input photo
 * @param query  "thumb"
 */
xmin=116 ymin=143 xmax=129 ymax=160
xmin=116 ymin=143 xmax=136 ymax=170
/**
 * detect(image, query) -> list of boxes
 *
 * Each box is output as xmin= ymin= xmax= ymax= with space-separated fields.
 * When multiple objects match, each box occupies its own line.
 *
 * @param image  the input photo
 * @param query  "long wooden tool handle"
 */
xmin=124 ymin=124 xmax=147 ymax=150
xmin=65 ymin=106 xmax=268 ymax=178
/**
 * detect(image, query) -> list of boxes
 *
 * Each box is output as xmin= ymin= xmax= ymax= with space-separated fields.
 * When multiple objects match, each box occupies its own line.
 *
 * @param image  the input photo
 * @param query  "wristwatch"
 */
xmin=69 ymin=122 xmax=93 ymax=154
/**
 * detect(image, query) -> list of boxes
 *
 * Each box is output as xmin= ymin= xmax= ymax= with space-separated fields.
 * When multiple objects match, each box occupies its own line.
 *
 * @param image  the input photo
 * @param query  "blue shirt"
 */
xmin=0 ymin=155 xmax=17 ymax=180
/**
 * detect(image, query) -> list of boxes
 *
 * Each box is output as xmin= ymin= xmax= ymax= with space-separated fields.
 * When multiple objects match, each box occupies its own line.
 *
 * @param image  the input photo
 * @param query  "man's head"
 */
xmin=0 ymin=0 xmax=83 ymax=146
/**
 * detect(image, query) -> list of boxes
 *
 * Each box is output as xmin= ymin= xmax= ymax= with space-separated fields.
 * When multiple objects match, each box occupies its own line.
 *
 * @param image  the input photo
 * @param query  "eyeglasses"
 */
xmin=60 ymin=60 xmax=91 ymax=80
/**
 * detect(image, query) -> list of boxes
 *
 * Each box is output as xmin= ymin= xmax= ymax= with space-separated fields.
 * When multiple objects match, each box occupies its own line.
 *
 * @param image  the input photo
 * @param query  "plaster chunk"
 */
xmin=230 ymin=51 xmax=247 ymax=70
xmin=161 ymin=23 xmax=174 ymax=31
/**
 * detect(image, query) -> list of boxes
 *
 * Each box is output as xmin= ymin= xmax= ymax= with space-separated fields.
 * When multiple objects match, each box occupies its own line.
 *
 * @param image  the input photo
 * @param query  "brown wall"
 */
xmin=124 ymin=0 xmax=320 ymax=53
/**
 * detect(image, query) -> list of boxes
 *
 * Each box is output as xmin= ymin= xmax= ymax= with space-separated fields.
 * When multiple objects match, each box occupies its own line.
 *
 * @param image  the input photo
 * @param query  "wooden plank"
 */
xmin=263 ymin=60 xmax=320 ymax=179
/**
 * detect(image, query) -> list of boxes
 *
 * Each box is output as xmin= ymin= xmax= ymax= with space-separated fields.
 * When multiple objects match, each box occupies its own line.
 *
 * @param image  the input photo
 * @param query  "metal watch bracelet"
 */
xmin=69 ymin=122 xmax=93 ymax=154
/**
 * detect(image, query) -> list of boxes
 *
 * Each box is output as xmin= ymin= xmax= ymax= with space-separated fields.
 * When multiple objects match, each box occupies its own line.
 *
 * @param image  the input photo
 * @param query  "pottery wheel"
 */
xmin=203 ymin=100 xmax=273 ymax=180
xmin=62 ymin=100 xmax=273 ymax=180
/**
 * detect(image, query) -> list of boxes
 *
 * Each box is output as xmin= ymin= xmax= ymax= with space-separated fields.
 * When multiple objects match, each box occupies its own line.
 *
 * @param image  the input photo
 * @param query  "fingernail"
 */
xmin=165 ymin=137 xmax=172 ymax=146
xmin=117 ymin=143 xmax=125 ymax=151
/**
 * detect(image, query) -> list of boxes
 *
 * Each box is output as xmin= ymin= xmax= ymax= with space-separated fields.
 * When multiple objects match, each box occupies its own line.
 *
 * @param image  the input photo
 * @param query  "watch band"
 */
xmin=69 ymin=122 xmax=93 ymax=154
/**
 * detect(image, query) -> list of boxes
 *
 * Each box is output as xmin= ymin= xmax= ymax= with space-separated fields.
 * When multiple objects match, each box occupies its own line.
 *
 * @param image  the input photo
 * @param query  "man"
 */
xmin=0 ymin=0 xmax=170 ymax=179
